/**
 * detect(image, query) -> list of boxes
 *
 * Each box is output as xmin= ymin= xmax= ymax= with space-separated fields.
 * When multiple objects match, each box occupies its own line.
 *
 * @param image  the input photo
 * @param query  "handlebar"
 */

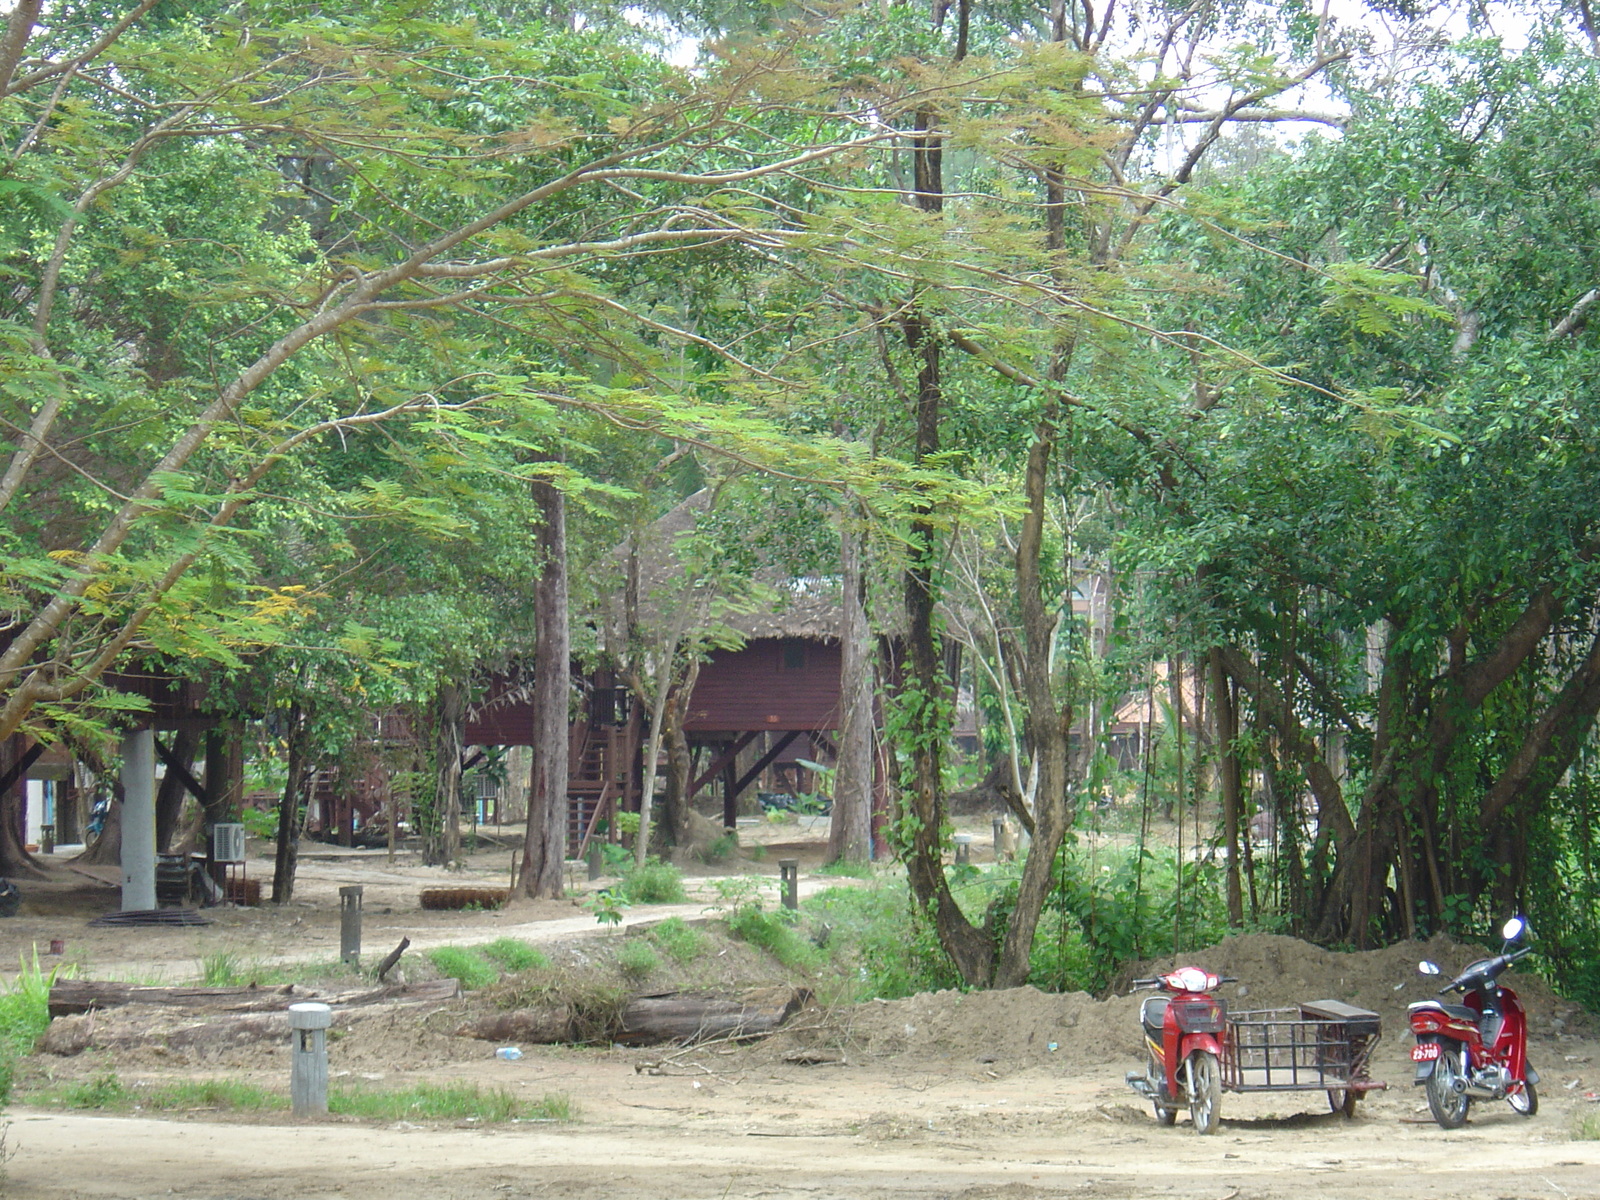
xmin=1438 ymin=945 xmax=1534 ymax=995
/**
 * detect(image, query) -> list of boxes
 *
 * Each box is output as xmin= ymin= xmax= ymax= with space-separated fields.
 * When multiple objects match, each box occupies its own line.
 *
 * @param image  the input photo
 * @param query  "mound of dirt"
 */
xmin=767 ymin=931 xmax=1594 ymax=1073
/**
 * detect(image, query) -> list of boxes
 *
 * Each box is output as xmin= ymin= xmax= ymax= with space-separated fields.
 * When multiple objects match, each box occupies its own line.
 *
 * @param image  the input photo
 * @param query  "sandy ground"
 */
xmin=5 ymin=819 xmax=1600 ymax=1199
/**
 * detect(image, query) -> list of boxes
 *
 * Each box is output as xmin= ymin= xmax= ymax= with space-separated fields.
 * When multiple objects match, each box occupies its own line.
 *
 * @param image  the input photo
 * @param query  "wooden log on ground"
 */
xmin=48 ymin=981 xmax=295 ymax=1017
xmin=615 ymin=987 xmax=806 ymax=1044
xmin=455 ymin=987 xmax=808 ymax=1046
xmin=48 ymin=977 xmax=459 ymax=1018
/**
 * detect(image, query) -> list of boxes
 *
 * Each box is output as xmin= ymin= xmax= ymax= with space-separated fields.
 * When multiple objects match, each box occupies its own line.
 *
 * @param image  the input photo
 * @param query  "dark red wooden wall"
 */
xmin=683 ymin=638 xmax=840 ymax=733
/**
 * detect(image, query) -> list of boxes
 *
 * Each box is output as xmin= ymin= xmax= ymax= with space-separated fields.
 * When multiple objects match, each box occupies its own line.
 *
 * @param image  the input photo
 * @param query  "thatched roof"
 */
xmin=617 ymin=490 xmax=842 ymax=643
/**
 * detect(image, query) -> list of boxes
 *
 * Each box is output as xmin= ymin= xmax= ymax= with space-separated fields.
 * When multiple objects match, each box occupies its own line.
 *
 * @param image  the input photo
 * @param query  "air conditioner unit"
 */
xmin=212 ymin=823 xmax=246 ymax=863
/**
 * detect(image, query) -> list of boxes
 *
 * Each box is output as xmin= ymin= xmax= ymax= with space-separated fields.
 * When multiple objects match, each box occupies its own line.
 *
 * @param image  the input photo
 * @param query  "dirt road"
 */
xmin=7 ymin=1061 xmax=1600 ymax=1200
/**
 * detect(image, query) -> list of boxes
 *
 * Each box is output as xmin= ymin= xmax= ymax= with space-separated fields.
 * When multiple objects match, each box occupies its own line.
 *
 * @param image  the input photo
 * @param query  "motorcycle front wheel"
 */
xmin=1187 ymin=1050 xmax=1222 ymax=1135
xmin=1508 ymin=1078 xmax=1538 ymax=1117
xmin=1424 ymin=1046 xmax=1470 ymax=1129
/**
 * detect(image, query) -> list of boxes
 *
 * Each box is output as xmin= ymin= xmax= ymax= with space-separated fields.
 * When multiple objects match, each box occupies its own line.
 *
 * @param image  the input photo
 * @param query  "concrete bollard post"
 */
xmin=992 ymin=817 xmax=1005 ymax=857
xmin=40 ymin=823 xmax=55 ymax=855
xmin=587 ymin=840 xmax=603 ymax=881
xmin=779 ymin=858 xmax=799 ymax=910
xmin=339 ymin=885 xmax=362 ymax=965
xmin=953 ymin=833 xmax=972 ymax=865
xmin=289 ymin=1002 xmax=332 ymax=1116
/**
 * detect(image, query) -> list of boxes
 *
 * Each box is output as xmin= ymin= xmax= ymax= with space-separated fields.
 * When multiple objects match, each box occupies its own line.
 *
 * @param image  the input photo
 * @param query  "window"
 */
xmin=779 ymin=642 xmax=806 ymax=671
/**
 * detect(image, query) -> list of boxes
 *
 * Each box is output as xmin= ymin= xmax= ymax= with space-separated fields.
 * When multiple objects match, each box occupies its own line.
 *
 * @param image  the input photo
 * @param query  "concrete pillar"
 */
xmin=289 ymin=1002 xmax=332 ymax=1116
xmin=120 ymin=727 xmax=156 ymax=911
xmin=339 ymin=885 xmax=362 ymax=964
xmin=779 ymin=858 xmax=799 ymax=910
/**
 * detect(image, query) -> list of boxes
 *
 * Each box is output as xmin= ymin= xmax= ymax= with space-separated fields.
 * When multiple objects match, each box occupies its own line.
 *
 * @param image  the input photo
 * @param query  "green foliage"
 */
xmin=725 ymin=903 xmax=822 ymax=973
xmin=478 ymin=939 xmax=549 ymax=973
xmin=237 ymin=808 xmax=277 ymax=839
xmin=585 ymin=889 xmax=629 ymax=927
xmin=198 ymin=953 xmax=242 ymax=986
xmin=425 ymin=946 xmax=500 ymax=990
xmin=57 ymin=1073 xmax=132 ymax=1110
xmin=614 ymin=940 xmax=660 ymax=979
xmin=699 ymin=831 xmax=740 ymax=863
xmin=647 ymin=916 xmax=707 ymax=964
xmin=802 ymin=881 xmax=960 ymax=1000
xmin=620 ymin=858 xmax=687 ymax=904
xmin=329 ymin=1083 xmax=571 ymax=1123
xmin=0 ymin=955 xmax=56 ymax=1105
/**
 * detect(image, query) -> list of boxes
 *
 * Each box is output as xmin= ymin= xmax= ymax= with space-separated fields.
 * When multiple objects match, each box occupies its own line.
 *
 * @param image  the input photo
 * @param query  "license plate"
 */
xmin=1411 ymin=1043 xmax=1441 ymax=1062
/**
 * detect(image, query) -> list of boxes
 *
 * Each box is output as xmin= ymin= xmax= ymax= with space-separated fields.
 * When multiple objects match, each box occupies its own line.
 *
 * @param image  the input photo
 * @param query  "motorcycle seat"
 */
xmin=1140 ymin=996 xmax=1169 ymax=1037
xmin=1411 ymin=1000 xmax=1479 ymax=1023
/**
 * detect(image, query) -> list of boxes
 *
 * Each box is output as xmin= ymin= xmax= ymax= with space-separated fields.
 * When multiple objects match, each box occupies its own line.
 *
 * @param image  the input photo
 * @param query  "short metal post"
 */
xmin=338 ymin=885 xmax=362 ymax=964
xmin=587 ymin=840 xmax=603 ymax=881
xmin=289 ymin=1002 xmax=332 ymax=1116
xmin=779 ymin=858 xmax=799 ymax=910
xmin=953 ymin=834 xmax=972 ymax=865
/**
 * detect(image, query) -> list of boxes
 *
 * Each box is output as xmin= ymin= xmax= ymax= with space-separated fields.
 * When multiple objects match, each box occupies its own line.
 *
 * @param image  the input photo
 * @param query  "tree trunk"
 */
xmin=1209 ymin=648 xmax=1244 ymax=927
xmin=518 ymin=472 xmax=569 ymax=898
xmin=425 ymin=680 xmax=466 ymax=867
xmin=271 ymin=703 xmax=312 ymax=903
xmin=0 ymin=734 xmax=48 ymax=878
xmin=154 ymin=728 xmax=199 ymax=852
xmin=829 ymin=515 xmax=874 ymax=864
xmin=994 ymin=407 xmax=1072 ymax=988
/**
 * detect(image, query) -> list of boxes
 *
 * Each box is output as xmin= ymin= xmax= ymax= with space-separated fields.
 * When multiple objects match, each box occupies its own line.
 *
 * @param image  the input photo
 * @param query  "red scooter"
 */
xmin=1409 ymin=915 xmax=1539 ymax=1128
xmin=1126 ymin=966 xmax=1236 ymax=1134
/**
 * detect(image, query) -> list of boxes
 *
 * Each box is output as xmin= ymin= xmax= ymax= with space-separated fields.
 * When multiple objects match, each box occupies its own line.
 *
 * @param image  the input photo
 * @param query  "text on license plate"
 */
xmin=1411 ymin=1043 xmax=1441 ymax=1062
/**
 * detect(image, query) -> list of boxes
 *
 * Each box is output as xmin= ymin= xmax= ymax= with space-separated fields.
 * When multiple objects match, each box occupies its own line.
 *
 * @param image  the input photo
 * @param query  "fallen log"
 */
xmin=48 ymin=981 xmax=295 ymax=1017
xmin=48 ymin=977 xmax=459 ymax=1018
xmin=455 ymin=987 xmax=808 ymax=1046
xmin=42 ymin=1009 xmax=298 ymax=1055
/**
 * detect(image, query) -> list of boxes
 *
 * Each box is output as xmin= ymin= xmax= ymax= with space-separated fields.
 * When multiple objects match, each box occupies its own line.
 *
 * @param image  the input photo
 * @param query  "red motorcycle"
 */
xmin=1409 ymin=916 xmax=1539 ymax=1128
xmin=1126 ymin=966 xmax=1236 ymax=1134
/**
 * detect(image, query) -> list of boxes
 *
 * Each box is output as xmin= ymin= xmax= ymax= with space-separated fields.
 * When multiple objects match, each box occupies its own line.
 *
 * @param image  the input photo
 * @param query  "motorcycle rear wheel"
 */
xmin=1327 ymin=1087 xmax=1357 ymax=1118
xmin=1508 ymin=1079 xmax=1538 ymax=1117
xmin=1188 ymin=1050 xmax=1222 ymax=1135
xmin=1149 ymin=1055 xmax=1176 ymax=1126
xmin=1424 ymin=1046 xmax=1470 ymax=1129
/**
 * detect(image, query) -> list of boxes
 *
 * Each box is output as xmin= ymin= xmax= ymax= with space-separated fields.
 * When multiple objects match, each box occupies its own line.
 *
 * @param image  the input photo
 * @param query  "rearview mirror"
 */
xmin=1418 ymin=960 xmax=1441 ymax=976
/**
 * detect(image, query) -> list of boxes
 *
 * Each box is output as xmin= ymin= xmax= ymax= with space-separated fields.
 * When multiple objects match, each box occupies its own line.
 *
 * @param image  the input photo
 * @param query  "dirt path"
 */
xmin=7 ymin=1062 xmax=1600 ymax=1200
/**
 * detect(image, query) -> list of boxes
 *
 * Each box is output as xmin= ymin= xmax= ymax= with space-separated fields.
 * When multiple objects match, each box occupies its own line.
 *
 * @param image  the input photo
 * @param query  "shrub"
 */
xmin=426 ymin=946 xmax=499 ymax=990
xmin=0 ymin=954 xmax=55 ymax=1104
xmin=615 ymin=940 xmax=659 ymax=980
xmin=479 ymin=939 xmax=549 ymax=972
xmin=647 ymin=917 xmax=706 ymax=964
xmin=621 ymin=858 xmax=687 ymax=904
xmin=726 ymin=905 xmax=822 ymax=972
xmin=802 ymin=881 xmax=959 ymax=999
xmin=61 ymin=1072 xmax=131 ymax=1110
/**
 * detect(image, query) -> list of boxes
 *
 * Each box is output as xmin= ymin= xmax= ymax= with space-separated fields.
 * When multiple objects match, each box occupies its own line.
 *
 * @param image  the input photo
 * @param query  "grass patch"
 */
xmin=198 ymin=952 xmax=242 ymax=986
xmin=615 ymin=940 xmax=659 ymax=980
xmin=817 ymin=858 xmax=874 ymax=879
xmin=801 ymin=880 xmax=960 ymax=1000
xmin=31 ymin=1072 xmax=569 ymax=1124
xmin=478 ymin=939 xmax=549 ymax=973
xmin=55 ymin=1072 xmax=133 ymax=1109
xmin=426 ymin=946 xmax=499 ymax=990
xmin=725 ymin=905 xmax=822 ymax=972
xmin=490 ymin=975 xmax=629 ymax=1043
xmin=329 ymin=1083 xmax=573 ymax=1122
xmin=0 ymin=953 xmax=56 ymax=1104
xmin=647 ymin=916 xmax=706 ymax=964
xmin=1579 ymin=1110 xmax=1600 ymax=1140
xmin=620 ymin=858 xmax=687 ymax=904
